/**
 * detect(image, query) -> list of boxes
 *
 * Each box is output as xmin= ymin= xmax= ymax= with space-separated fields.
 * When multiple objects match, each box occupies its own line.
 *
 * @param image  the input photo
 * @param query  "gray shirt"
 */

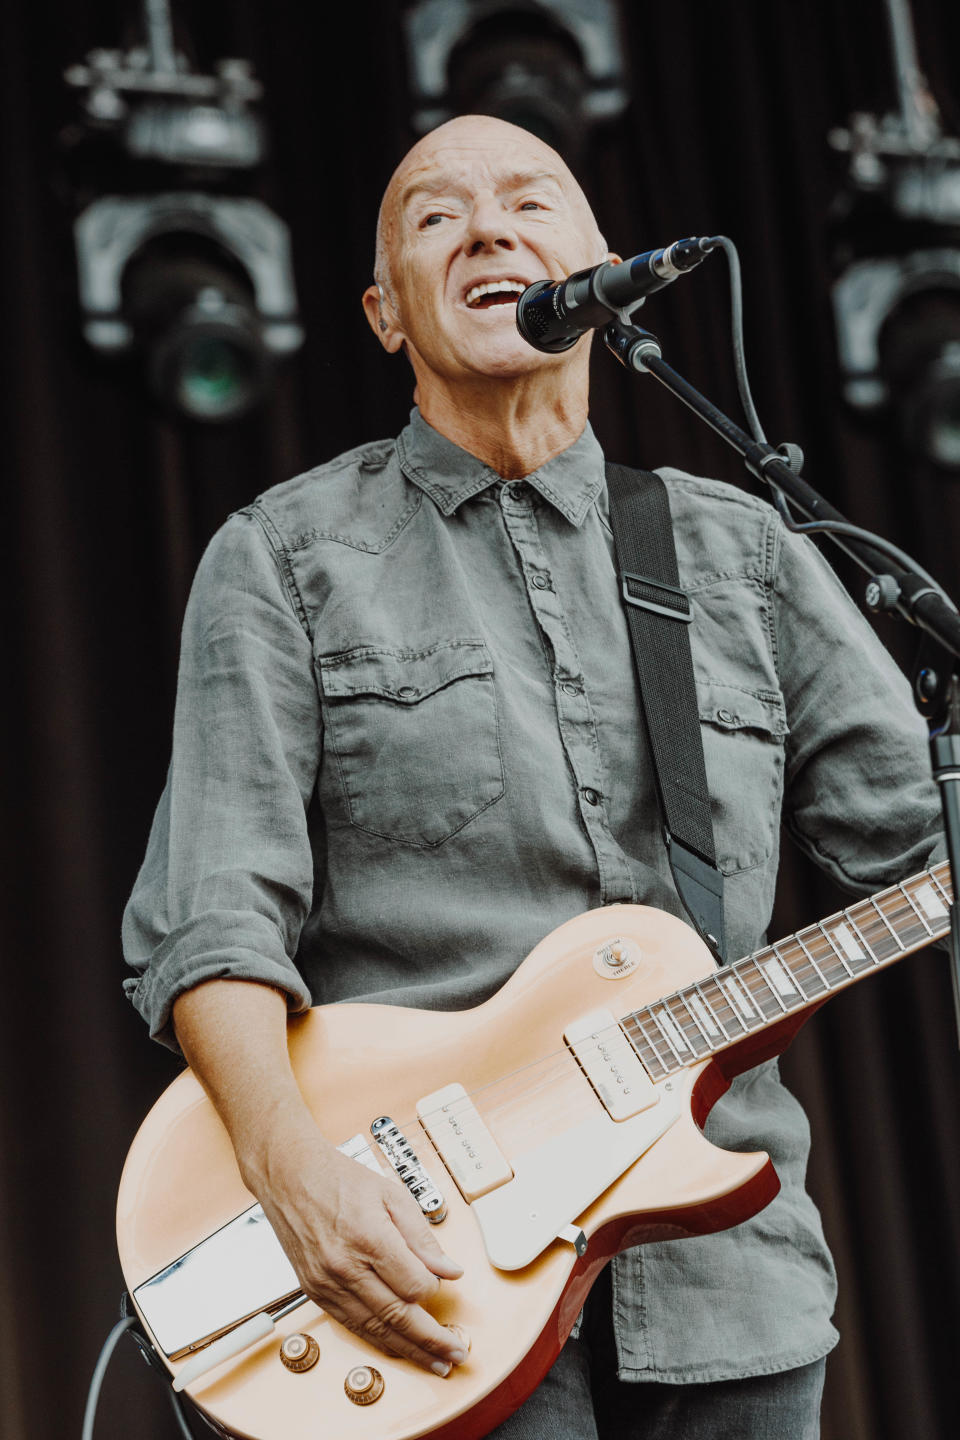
xmin=123 ymin=408 xmax=944 ymax=1382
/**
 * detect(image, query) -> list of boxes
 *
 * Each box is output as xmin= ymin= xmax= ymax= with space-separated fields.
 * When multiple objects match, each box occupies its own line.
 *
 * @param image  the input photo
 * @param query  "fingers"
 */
xmin=382 ymin=1186 xmax=464 ymax=1282
xmin=286 ymin=1184 xmax=466 ymax=1373
xmin=321 ymin=1262 xmax=469 ymax=1375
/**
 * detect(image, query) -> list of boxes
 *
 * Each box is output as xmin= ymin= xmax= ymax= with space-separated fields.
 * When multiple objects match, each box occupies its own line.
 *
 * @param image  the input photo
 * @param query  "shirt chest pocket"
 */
xmin=697 ymin=680 xmax=788 ymax=875
xmin=318 ymin=641 xmax=505 ymax=848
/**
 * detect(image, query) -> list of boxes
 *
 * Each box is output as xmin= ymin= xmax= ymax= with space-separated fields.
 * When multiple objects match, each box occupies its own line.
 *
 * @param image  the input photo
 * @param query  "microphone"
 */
xmin=516 ymin=236 xmax=718 ymax=354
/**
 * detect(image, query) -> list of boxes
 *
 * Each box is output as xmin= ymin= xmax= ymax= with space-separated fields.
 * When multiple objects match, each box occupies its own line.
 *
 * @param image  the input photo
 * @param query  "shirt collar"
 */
xmin=396 ymin=407 xmax=605 ymax=528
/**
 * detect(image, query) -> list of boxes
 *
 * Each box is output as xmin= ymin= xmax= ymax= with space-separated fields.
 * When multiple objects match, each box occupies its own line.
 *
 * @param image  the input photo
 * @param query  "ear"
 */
xmin=361 ymin=283 xmax=405 ymax=354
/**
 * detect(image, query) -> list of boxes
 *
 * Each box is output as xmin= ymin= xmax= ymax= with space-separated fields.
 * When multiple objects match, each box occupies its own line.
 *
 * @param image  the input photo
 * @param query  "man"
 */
xmin=123 ymin=115 xmax=944 ymax=1437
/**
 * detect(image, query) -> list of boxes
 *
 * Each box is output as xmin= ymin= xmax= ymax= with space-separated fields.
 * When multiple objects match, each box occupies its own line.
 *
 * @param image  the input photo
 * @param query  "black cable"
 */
xmin=83 ymin=1314 xmax=195 ymax=1440
xmin=709 ymin=235 xmax=768 ymax=447
xmin=82 ymin=1318 xmax=136 ymax=1440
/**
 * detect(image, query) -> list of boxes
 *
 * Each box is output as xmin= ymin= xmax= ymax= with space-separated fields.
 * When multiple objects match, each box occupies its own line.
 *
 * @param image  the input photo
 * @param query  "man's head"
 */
xmin=362 ymin=115 xmax=613 ymax=399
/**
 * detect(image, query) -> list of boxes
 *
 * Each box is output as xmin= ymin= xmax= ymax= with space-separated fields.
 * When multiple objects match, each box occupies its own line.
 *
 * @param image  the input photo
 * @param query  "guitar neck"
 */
xmin=621 ymin=861 xmax=953 ymax=1078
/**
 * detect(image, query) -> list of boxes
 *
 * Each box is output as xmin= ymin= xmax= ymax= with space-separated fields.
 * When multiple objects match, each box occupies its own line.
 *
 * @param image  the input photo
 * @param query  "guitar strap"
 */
xmin=605 ymin=462 xmax=727 ymax=964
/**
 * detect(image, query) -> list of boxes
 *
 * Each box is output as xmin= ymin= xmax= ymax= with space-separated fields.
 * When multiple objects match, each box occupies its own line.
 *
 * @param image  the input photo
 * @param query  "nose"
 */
xmin=465 ymin=195 xmax=518 ymax=256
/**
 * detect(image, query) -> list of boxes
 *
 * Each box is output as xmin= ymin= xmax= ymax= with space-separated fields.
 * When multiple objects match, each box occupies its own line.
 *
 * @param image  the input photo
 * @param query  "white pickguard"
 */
xmin=471 ymin=1080 xmax=683 ymax=1270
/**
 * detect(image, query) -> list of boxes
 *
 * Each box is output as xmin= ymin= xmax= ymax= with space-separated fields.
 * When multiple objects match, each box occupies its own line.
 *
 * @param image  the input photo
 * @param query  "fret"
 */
xmin=667 ymin=995 xmax=711 ymax=1056
xmin=718 ymin=971 xmax=762 ymax=1026
xmin=930 ymin=869 xmax=952 ymax=911
xmin=869 ymin=894 xmax=905 ymax=951
xmin=794 ymin=931 xmax=834 ymax=991
xmin=699 ymin=977 xmax=747 ymax=1037
xmin=746 ymin=956 xmax=788 ymax=1014
xmin=843 ymin=910 xmax=879 ymax=967
xmin=758 ymin=950 xmax=805 ymax=1005
xmin=650 ymin=1004 xmax=689 ymax=1062
xmin=636 ymin=1011 xmax=678 ymax=1073
xmin=770 ymin=940 xmax=813 ymax=999
xmin=691 ymin=982 xmax=730 ymax=1042
xmin=773 ymin=937 xmax=824 ymax=997
xmin=899 ymin=882 xmax=934 ymax=937
xmin=622 ymin=1015 xmax=668 ymax=1079
xmin=913 ymin=878 xmax=950 ymax=924
xmin=682 ymin=985 xmax=725 ymax=1045
xmin=816 ymin=922 xmax=856 ymax=979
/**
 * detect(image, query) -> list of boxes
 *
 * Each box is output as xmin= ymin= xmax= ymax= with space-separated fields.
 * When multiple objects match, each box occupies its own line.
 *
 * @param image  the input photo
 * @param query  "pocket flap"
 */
xmin=697 ymin=680 xmax=788 ymax=738
xmin=319 ymin=641 xmax=493 ymax=704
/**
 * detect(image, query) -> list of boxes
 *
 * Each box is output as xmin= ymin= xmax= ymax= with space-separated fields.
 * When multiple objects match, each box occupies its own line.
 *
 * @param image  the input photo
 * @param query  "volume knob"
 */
xmin=344 ymin=1365 xmax=385 ymax=1405
xmin=279 ymin=1333 xmax=319 ymax=1373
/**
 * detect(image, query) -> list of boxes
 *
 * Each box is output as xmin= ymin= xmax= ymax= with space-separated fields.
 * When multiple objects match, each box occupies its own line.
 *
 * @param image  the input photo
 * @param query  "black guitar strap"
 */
xmin=605 ymin=462 xmax=727 ymax=964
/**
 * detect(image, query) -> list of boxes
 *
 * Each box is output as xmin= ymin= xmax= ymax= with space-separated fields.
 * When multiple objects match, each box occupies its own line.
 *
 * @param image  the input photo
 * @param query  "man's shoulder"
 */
xmin=651 ymin=465 xmax=780 ymax=583
xmin=246 ymin=434 xmax=420 ymax=554
xmin=653 ymin=464 xmax=774 ymax=516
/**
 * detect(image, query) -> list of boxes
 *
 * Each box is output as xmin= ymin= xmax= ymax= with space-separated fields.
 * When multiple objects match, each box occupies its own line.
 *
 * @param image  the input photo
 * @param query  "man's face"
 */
xmin=366 ymin=117 xmax=609 ymax=388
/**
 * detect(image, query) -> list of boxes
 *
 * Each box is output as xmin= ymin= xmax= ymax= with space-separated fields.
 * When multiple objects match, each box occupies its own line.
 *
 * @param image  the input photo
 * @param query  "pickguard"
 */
xmin=470 ymin=1079 xmax=683 ymax=1270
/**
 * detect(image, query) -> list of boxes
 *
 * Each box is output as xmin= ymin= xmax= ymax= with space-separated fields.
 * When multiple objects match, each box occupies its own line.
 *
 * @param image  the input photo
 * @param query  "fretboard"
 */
xmin=621 ymin=861 xmax=953 ymax=1077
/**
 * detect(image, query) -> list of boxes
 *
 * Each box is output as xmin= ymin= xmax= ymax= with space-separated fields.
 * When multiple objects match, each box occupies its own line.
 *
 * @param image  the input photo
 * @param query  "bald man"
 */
xmin=125 ymin=117 xmax=945 ymax=1437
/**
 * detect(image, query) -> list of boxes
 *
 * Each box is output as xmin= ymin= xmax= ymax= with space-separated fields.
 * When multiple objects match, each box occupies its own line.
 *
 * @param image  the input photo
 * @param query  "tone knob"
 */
xmin=344 ymin=1365 xmax=385 ymax=1405
xmin=280 ymin=1332 xmax=320 ymax=1373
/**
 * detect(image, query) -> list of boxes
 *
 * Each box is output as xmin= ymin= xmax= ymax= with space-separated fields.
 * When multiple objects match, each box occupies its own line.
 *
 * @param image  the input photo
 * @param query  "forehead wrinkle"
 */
xmin=399 ymin=169 xmax=566 ymax=213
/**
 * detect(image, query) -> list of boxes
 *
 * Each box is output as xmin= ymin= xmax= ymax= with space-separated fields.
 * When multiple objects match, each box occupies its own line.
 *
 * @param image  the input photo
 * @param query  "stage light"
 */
xmin=74 ymin=194 xmax=302 ymax=423
xmin=64 ymin=1 xmax=302 ymax=423
xmin=403 ymin=0 xmax=628 ymax=160
xmin=829 ymin=0 xmax=960 ymax=472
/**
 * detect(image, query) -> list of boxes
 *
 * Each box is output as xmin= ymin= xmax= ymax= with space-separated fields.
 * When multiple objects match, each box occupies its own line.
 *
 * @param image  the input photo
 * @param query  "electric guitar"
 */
xmin=117 ymin=860 xmax=951 ymax=1440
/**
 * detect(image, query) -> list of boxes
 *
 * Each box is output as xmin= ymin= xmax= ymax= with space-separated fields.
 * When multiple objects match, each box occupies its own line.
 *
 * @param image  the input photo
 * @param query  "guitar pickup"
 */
xmin=564 ymin=1009 xmax=658 ymax=1120
xmin=416 ymin=1083 xmax=514 ymax=1203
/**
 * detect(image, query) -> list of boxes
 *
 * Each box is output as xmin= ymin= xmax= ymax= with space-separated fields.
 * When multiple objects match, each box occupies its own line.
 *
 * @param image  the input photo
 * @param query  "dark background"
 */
xmin=3 ymin=2 xmax=960 ymax=1437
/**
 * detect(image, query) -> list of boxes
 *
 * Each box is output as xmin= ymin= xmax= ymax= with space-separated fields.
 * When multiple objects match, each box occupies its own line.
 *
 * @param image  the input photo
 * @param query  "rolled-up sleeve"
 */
xmin=774 ymin=520 xmax=946 ymax=889
xmin=122 ymin=509 xmax=317 ymax=1050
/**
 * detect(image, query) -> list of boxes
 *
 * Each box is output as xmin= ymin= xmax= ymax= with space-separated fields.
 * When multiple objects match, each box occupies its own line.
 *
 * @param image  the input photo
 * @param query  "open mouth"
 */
xmin=465 ymin=280 xmax=527 ymax=309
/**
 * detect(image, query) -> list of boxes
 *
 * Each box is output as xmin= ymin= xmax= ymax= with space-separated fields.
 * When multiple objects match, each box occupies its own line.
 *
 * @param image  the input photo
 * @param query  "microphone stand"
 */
xmin=604 ymin=319 xmax=960 ymax=1042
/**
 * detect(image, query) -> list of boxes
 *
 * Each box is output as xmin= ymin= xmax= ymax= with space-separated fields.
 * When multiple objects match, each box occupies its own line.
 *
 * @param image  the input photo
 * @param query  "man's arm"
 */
xmin=172 ymin=979 xmax=467 ymax=1375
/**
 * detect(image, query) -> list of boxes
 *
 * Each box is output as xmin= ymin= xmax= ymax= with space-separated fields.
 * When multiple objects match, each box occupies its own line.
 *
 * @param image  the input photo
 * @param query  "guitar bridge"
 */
xmin=370 ymin=1117 xmax=447 ymax=1223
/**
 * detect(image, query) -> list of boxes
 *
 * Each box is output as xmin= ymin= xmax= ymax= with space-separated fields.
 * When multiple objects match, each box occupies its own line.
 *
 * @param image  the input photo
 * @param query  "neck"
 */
xmin=414 ymin=364 xmax=591 ymax=479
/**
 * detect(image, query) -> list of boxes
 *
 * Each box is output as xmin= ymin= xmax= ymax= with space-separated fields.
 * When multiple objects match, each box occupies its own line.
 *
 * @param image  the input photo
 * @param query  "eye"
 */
xmin=421 ymin=212 xmax=448 ymax=227
xmin=519 ymin=201 xmax=544 ymax=212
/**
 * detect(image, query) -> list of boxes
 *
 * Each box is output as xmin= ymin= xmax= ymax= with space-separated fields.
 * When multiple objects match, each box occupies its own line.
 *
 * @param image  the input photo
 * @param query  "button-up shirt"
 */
xmin=123 ymin=408 xmax=944 ymax=1382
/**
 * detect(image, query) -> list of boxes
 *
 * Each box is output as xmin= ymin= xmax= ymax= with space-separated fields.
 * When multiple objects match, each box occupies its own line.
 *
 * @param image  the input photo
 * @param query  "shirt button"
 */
xmin=716 ymin=708 xmax=737 ymax=725
xmin=504 ymin=482 xmax=527 ymax=502
xmin=562 ymin=682 xmax=581 ymax=696
xmin=531 ymin=573 xmax=551 ymax=590
xmin=580 ymin=787 xmax=601 ymax=806
xmin=397 ymin=686 xmax=418 ymax=699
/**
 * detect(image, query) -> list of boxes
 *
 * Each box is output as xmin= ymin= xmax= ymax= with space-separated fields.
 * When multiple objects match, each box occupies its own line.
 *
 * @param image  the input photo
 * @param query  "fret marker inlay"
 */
xmin=760 ymin=955 xmax=798 ymax=997
xmin=832 ymin=923 xmax=865 ymax=963
xmin=916 ymin=882 xmax=948 ymax=921
xmin=688 ymin=993 xmax=721 ymax=1037
xmin=656 ymin=1007 xmax=689 ymax=1053
xmin=721 ymin=975 xmax=756 ymax=1020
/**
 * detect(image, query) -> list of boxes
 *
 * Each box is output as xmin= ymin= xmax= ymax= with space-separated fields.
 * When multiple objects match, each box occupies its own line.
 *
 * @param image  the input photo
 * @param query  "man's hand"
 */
xmin=242 ymin=1110 xmax=466 ymax=1374
xmin=172 ymin=980 xmax=466 ymax=1375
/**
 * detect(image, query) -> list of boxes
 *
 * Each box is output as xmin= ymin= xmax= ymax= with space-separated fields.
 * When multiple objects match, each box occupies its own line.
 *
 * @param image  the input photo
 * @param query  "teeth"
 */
xmin=465 ymin=280 xmax=526 ymax=307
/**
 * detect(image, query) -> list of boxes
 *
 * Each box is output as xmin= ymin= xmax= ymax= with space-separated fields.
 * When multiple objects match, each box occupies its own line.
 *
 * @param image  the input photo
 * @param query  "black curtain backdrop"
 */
xmin=4 ymin=3 xmax=960 ymax=1438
